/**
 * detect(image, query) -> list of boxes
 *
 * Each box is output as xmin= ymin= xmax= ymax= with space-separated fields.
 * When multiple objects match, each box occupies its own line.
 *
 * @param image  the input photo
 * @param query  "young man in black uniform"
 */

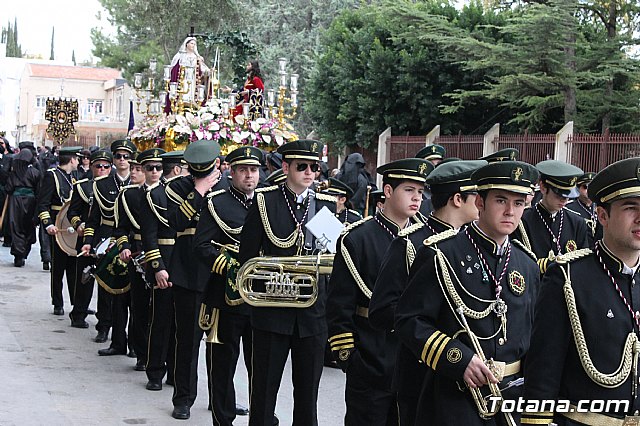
xmin=138 ymin=148 xmax=178 ymax=390
xmin=521 ymin=160 xmax=589 ymax=274
xmin=522 ymin=157 xmax=640 ymax=425
xmin=238 ymin=140 xmax=337 ymax=426
xmin=67 ymin=149 xmax=113 ymax=328
xmin=415 ymin=144 xmax=446 ymax=216
xmin=395 ymin=161 xmax=541 ymax=425
xmin=113 ymin=153 xmax=147 ymax=370
xmin=565 ymin=171 xmax=601 ymax=246
xmin=368 ymin=159 xmax=485 ymax=425
xmin=37 ymin=146 xmax=82 ymax=315
xmin=194 ymin=146 xmax=264 ymax=425
xmin=326 ymin=158 xmax=432 ymax=425
xmin=322 ymin=177 xmax=362 ymax=225
xmin=81 ymin=139 xmax=136 ymax=345
xmin=165 ymin=139 xmax=222 ymax=420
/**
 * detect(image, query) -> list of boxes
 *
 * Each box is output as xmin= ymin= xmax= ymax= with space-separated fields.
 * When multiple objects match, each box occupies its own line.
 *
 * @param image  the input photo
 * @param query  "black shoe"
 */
xmin=235 ymin=404 xmax=249 ymax=416
xmin=70 ymin=316 xmax=89 ymax=328
xmin=127 ymin=349 xmax=136 ymax=358
xmin=273 ymin=414 xmax=279 ymax=426
xmin=14 ymin=257 xmax=25 ymax=267
xmin=2 ymin=241 xmax=10 ymax=247
xmin=86 ymin=308 xmax=96 ymax=315
xmin=42 ymin=261 xmax=50 ymax=270
xmin=134 ymin=360 xmax=146 ymax=371
xmin=98 ymin=347 xmax=126 ymax=356
xmin=53 ymin=307 xmax=64 ymax=316
xmin=165 ymin=378 xmax=174 ymax=386
xmin=146 ymin=380 xmax=162 ymax=391
xmin=94 ymin=330 xmax=108 ymax=343
xmin=172 ymin=406 xmax=190 ymax=420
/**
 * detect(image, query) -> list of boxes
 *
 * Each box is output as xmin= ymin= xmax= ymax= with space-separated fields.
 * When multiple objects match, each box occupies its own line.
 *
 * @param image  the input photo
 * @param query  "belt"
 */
xmin=355 ymin=306 xmax=369 ymax=318
xmin=562 ymin=405 xmax=639 ymax=426
xmin=503 ymin=360 xmax=521 ymax=377
xmin=101 ymin=219 xmax=115 ymax=226
xmin=133 ymin=234 xmax=142 ymax=241
xmin=158 ymin=239 xmax=175 ymax=245
xmin=176 ymin=228 xmax=196 ymax=237
xmin=13 ymin=187 xmax=35 ymax=197
xmin=51 ymin=205 xmax=62 ymax=211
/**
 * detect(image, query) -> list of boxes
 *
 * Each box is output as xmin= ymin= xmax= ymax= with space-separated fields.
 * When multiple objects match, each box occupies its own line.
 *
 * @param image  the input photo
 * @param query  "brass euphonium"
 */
xmin=455 ymin=307 xmax=516 ymax=426
xmin=198 ymin=303 xmax=222 ymax=344
xmin=236 ymin=253 xmax=334 ymax=308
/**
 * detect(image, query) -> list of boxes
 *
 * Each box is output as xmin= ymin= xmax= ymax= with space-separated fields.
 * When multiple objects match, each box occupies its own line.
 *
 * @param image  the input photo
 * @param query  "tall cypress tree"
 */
xmin=50 ymin=27 xmax=55 ymax=60
xmin=72 ymin=49 xmax=76 ymax=66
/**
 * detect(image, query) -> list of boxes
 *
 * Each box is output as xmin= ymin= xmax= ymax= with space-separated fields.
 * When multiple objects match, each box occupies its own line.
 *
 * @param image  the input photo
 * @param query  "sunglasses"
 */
xmin=144 ymin=164 xmax=163 ymax=172
xmin=82 ymin=156 xmax=91 ymax=160
xmin=93 ymin=164 xmax=111 ymax=170
xmin=114 ymin=153 xmax=130 ymax=160
xmin=295 ymin=162 xmax=320 ymax=173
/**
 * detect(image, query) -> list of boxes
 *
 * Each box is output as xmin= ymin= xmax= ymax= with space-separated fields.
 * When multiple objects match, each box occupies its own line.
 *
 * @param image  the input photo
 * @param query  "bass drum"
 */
xmin=94 ymin=242 xmax=131 ymax=295
xmin=54 ymin=201 xmax=78 ymax=256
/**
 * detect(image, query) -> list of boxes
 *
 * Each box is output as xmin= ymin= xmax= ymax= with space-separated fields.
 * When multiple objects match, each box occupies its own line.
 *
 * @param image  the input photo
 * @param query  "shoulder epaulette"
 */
xmin=206 ymin=188 xmax=226 ymax=199
xmin=564 ymin=207 xmax=583 ymax=217
xmin=255 ymin=185 xmax=278 ymax=193
xmin=555 ymin=248 xmax=593 ymax=265
xmin=348 ymin=209 xmax=362 ymax=218
xmin=47 ymin=167 xmax=56 ymax=172
xmin=166 ymin=175 xmax=182 ymax=183
xmin=94 ymin=175 xmax=109 ymax=181
xmin=512 ymin=239 xmax=537 ymax=262
xmin=398 ymin=222 xmax=424 ymax=237
xmin=315 ymin=192 xmax=337 ymax=203
xmin=73 ymin=178 xmax=89 ymax=186
xmin=120 ymin=184 xmax=140 ymax=191
xmin=341 ymin=216 xmax=373 ymax=236
xmin=423 ymin=228 xmax=458 ymax=247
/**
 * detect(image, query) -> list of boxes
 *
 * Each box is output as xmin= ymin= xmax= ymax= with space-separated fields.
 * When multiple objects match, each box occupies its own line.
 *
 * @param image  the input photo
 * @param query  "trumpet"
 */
xmin=198 ymin=303 xmax=222 ymax=344
xmin=455 ymin=307 xmax=516 ymax=426
xmin=236 ymin=253 xmax=333 ymax=308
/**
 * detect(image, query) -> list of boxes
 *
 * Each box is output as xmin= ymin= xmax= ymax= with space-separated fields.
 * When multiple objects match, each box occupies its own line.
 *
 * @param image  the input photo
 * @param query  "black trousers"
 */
xmin=248 ymin=328 xmax=326 ymax=426
xmin=70 ymin=255 xmax=95 ymax=321
xmin=108 ymin=291 xmax=129 ymax=352
xmin=95 ymin=284 xmax=113 ymax=332
xmin=129 ymin=266 xmax=150 ymax=364
xmin=8 ymin=195 xmax=36 ymax=259
xmin=39 ymin=224 xmax=51 ymax=263
xmin=208 ymin=310 xmax=252 ymax=426
xmin=146 ymin=286 xmax=175 ymax=382
xmin=172 ymin=285 xmax=204 ymax=408
xmin=345 ymin=369 xmax=398 ymax=426
xmin=50 ymin=238 xmax=77 ymax=308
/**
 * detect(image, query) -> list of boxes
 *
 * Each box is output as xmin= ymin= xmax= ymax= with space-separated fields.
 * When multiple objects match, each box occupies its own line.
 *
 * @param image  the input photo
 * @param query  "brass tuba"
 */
xmin=455 ymin=307 xmax=516 ymax=426
xmin=236 ymin=253 xmax=333 ymax=308
xmin=198 ymin=303 xmax=222 ymax=344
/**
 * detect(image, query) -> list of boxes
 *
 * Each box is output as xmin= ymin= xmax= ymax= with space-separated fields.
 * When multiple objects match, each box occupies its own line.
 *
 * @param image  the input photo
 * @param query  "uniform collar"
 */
xmin=284 ymin=183 xmax=310 ymax=204
xmin=468 ymin=221 xmax=509 ymax=256
xmin=376 ymin=211 xmax=402 ymax=234
xmin=427 ymin=214 xmax=453 ymax=233
xmin=229 ymin=185 xmax=252 ymax=203
xmin=600 ymin=241 xmax=640 ymax=276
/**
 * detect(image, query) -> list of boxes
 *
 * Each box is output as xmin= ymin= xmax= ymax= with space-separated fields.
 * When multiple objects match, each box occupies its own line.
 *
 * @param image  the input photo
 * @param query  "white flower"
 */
xmin=200 ymin=112 xmax=214 ymax=122
xmin=232 ymin=132 xmax=243 ymax=144
xmin=250 ymin=120 xmax=260 ymax=133
xmin=275 ymin=135 xmax=284 ymax=146
xmin=219 ymin=128 xmax=228 ymax=139
xmin=255 ymin=117 xmax=267 ymax=125
xmin=208 ymin=121 xmax=220 ymax=131
xmin=262 ymin=135 xmax=272 ymax=144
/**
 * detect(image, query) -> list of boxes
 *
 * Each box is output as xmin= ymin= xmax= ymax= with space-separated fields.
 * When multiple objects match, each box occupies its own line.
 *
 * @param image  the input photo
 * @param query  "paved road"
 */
xmin=0 ymin=240 xmax=346 ymax=425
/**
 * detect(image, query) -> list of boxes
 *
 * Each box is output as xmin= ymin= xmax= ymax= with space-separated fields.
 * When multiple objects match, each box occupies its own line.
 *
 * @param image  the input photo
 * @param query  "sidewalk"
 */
xmin=0 ymin=241 xmax=345 ymax=425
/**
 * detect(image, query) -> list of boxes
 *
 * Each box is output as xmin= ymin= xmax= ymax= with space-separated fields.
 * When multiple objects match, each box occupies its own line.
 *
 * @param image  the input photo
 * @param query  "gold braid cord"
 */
xmin=435 ymin=249 xmax=495 ymax=320
xmin=560 ymin=262 xmax=639 ymax=388
xmin=517 ymin=220 xmax=532 ymax=252
xmin=93 ymin=181 xmax=115 ymax=217
xmin=146 ymin=190 xmax=170 ymax=228
xmin=122 ymin=189 xmax=140 ymax=231
xmin=257 ymin=192 xmax=299 ymax=248
xmin=406 ymin=239 xmax=416 ymax=275
xmin=207 ymin=197 xmax=241 ymax=241
xmin=340 ymin=235 xmax=372 ymax=299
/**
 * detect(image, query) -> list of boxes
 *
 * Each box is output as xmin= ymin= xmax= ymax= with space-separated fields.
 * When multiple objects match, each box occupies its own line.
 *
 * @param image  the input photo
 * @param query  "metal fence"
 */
xmin=434 ymin=134 xmax=484 ymax=160
xmin=495 ymin=133 xmax=556 ymax=165
xmin=568 ymin=131 xmax=640 ymax=172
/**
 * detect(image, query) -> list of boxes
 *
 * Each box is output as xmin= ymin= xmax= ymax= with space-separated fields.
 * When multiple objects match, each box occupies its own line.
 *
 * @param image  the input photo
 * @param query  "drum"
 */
xmin=54 ymin=201 xmax=78 ymax=256
xmin=94 ymin=242 xmax=130 ymax=294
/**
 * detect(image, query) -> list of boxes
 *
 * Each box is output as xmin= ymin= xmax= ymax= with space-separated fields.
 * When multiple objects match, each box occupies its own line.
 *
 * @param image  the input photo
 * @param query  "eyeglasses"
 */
xmin=82 ymin=156 xmax=91 ymax=160
xmin=144 ymin=164 xmax=163 ymax=172
xmin=114 ymin=153 xmax=130 ymax=160
xmin=93 ymin=164 xmax=111 ymax=170
xmin=295 ymin=162 xmax=320 ymax=173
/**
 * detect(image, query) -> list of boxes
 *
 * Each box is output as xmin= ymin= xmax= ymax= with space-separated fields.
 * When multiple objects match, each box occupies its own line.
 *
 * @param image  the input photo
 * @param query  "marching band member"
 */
xmin=238 ymin=140 xmax=336 ymax=426
xmin=321 ymin=177 xmax=362 ymax=225
xmin=395 ymin=161 xmax=540 ymax=425
xmin=565 ymin=171 xmax=601 ymax=246
xmin=326 ymin=158 xmax=433 ymax=425
xmin=37 ymin=145 xmax=82 ymax=315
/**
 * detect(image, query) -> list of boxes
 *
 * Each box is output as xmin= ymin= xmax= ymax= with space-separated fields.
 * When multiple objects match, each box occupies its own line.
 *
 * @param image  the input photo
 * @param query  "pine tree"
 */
xmin=50 ymin=27 xmax=55 ymax=60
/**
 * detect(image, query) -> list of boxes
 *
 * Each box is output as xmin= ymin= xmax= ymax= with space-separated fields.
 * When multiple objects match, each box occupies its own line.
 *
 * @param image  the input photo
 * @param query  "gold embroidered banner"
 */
xmin=45 ymin=98 xmax=79 ymax=144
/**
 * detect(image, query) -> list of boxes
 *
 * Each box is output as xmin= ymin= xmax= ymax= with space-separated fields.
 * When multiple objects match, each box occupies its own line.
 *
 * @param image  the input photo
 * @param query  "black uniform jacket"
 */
xmin=521 ymin=202 xmax=589 ymax=273
xmin=565 ymin=199 xmax=602 ymax=247
xmin=113 ymin=184 xmax=143 ymax=253
xmin=238 ymin=183 xmax=337 ymax=338
xmin=140 ymin=181 xmax=176 ymax=282
xmin=67 ymin=178 xmax=93 ymax=251
xmin=37 ymin=167 xmax=74 ymax=228
xmin=395 ymin=223 xmax=539 ymax=423
xmin=83 ymin=171 xmax=130 ymax=247
xmin=522 ymin=243 xmax=640 ymax=424
xmin=327 ymin=212 xmax=423 ymax=390
xmin=194 ymin=186 xmax=251 ymax=313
